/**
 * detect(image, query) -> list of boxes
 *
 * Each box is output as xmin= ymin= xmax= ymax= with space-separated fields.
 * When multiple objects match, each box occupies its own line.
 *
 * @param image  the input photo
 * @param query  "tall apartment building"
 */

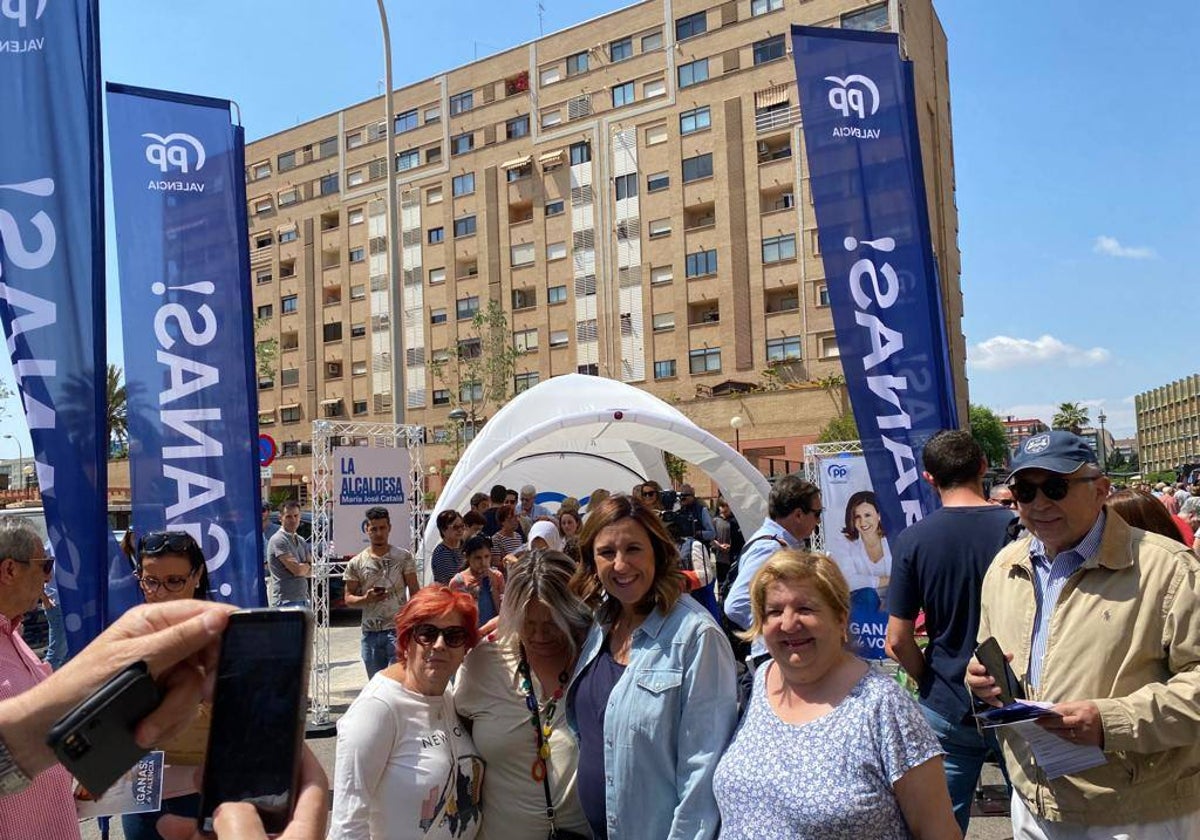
xmin=1136 ymin=374 xmax=1200 ymax=475
xmin=245 ymin=0 xmax=966 ymax=498
xmin=1002 ymin=415 xmax=1049 ymax=459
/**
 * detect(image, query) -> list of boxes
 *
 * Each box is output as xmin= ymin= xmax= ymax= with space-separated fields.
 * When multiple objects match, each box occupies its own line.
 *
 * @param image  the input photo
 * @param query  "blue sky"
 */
xmin=2 ymin=0 xmax=1196 ymax=461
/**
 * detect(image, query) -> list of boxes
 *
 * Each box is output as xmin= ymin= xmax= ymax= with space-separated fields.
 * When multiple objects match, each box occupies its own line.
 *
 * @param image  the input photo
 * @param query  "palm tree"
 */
xmin=107 ymin=364 xmax=128 ymax=452
xmin=1051 ymin=402 xmax=1089 ymax=435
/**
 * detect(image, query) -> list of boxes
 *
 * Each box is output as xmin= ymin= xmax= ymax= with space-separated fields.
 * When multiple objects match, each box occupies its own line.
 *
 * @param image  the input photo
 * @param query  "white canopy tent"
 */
xmin=422 ymin=374 xmax=771 ymax=556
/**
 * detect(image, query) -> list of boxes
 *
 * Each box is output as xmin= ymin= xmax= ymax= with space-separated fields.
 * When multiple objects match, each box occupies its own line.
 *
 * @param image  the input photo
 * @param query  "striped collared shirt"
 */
xmin=1027 ymin=511 xmax=1106 ymax=689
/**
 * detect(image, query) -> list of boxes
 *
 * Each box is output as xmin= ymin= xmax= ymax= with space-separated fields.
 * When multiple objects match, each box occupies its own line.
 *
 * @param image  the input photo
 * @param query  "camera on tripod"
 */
xmin=656 ymin=489 xmax=697 ymax=542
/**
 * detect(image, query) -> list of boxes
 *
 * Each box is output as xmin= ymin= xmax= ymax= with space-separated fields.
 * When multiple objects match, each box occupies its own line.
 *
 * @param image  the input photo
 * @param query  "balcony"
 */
xmin=757 ymin=136 xmax=792 ymax=164
xmin=683 ymin=202 xmax=716 ymax=232
xmin=688 ymin=301 xmax=720 ymax=327
xmin=755 ymin=103 xmax=801 ymax=134
xmin=760 ymin=184 xmax=795 ymax=215
xmin=765 ymin=286 xmax=800 ymax=314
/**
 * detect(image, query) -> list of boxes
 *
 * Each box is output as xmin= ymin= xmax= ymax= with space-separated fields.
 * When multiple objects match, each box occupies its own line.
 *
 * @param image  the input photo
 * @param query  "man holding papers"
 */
xmin=967 ymin=431 xmax=1200 ymax=839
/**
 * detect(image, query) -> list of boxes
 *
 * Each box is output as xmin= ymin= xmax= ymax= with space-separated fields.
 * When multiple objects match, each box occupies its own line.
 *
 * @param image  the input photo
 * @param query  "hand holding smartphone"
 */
xmin=974 ymin=637 xmax=1023 ymax=706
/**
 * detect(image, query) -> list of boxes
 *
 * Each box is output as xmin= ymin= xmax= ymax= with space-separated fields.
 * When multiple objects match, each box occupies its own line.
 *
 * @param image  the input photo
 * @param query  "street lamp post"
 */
xmin=286 ymin=463 xmax=297 ymax=500
xmin=3 ymin=435 xmax=23 ymax=496
xmin=729 ymin=415 xmax=745 ymax=454
xmin=1098 ymin=411 xmax=1108 ymax=471
xmin=376 ymin=0 xmax=405 ymax=424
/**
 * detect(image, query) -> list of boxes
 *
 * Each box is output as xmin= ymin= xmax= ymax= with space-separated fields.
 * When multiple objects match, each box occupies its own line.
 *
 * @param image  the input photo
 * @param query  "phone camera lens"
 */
xmin=63 ymin=732 xmax=91 ymax=761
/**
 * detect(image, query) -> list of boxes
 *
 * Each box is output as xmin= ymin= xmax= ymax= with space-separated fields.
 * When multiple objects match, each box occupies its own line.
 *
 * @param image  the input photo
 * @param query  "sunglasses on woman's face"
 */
xmin=1009 ymin=475 xmax=1097 ymax=504
xmin=412 ymin=623 xmax=470 ymax=648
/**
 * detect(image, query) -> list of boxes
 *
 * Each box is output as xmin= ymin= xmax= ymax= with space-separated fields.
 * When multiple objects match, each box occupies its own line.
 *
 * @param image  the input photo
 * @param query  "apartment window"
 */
xmin=430 ymin=307 xmax=447 ymax=325
xmin=424 ymin=105 xmax=441 ymax=123
xmin=427 ymin=186 xmax=443 ymax=204
xmin=650 ymin=265 xmax=673 ymax=285
xmin=675 ymin=11 xmax=707 ymax=40
xmin=654 ymin=360 xmax=677 ymax=379
xmin=353 ymin=400 xmax=368 ymax=415
xmin=569 ymin=141 xmax=591 ymax=166
xmin=513 ymin=328 xmax=538 ymax=352
xmin=842 ymin=3 xmax=888 ymax=31
xmin=753 ymin=34 xmax=786 ymax=65
xmin=256 ymin=304 xmax=273 ymax=320
xmin=514 ymin=372 xmax=540 ymax=393
xmin=323 ymin=322 xmax=343 ymax=343
xmin=318 ymin=137 xmax=337 ymax=159
xmin=506 ymin=115 xmax=530 ymax=140
xmin=644 ymin=79 xmax=667 ymax=99
xmin=648 ymin=218 xmax=671 ymax=238
xmin=612 ymin=81 xmax=635 ymax=108
xmin=510 ymin=243 xmax=535 ymax=267
xmin=278 ymin=187 xmax=300 ymax=206
xmin=652 ymin=312 xmax=675 ymax=332
xmin=281 ymin=295 xmax=298 ymax=314
xmin=432 ymin=389 xmax=451 ymax=406
xmin=456 ymin=295 xmax=480 ymax=320
xmin=428 ymin=227 xmax=444 ymax=244
xmin=762 ymin=233 xmax=797 ymax=263
xmin=541 ymin=109 xmax=562 ymax=128
xmin=351 ymin=322 xmax=366 ymax=337
xmin=346 ymin=131 xmax=364 ymax=150
xmin=566 ymin=51 xmax=588 ymax=76
xmin=614 ymin=173 xmax=638 ymax=200
xmin=347 ymin=170 xmax=365 ymax=187
xmin=451 ymin=132 xmax=474 ymax=156
xmin=352 ymin=360 xmax=367 ymax=376
xmin=642 ymin=30 xmax=663 ymax=51
xmin=449 ymin=91 xmax=474 ymax=115
xmin=280 ymin=367 xmax=300 ymax=387
xmin=350 ymin=284 xmax=365 ymax=300
xmin=254 ymin=232 xmax=273 ymax=249
xmin=766 ymin=335 xmax=802 ymax=362
xmin=610 ymin=37 xmax=632 ymax=61
xmin=678 ymin=59 xmax=709 ymax=89
xmin=506 ymin=163 xmax=532 ymax=182
xmin=428 ymin=267 xmax=446 ymax=285
xmin=277 ymin=151 xmax=296 ymax=172
xmin=257 ymin=375 xmax=274 ymax=391
xmin=320 ymin=173 xmax=339 ymax=196
xmin=253 ymin=197 xmax=273 ymax=215
xmin=452 ymin=172 xmax=475 ymax=196
xmin=546 ymin=241 xmax=567 ymax=261
xmin=348 ymin=208 xmax=364 ymax=225
xmin=426 ymin=146 xmax=442 ymax=164
xmin=682 ymin=153 xmax=713 ymax=182
xmin=645 ymin=124 xmax=668 ymax=145
xmin=686 ymin=248 xmax=718 ymax=277
xmin=817 ymin=283 xmax=830 ymax=306
xmin=575 ymin=364 xmax=597 ymax=376
xmin=752 ymin=0 xmax=783 ymax=14
xmin=280 ymin=406 xmax=301 ymax=424
xmin=548 ymin=285 xmax=568 ymax=304
xmin=460 ymin=381 xmax=484 ymax=401
xmin=454 ymin=216 xmax=476 ymax=238
xmin=646 ymin=172 xmax=669 ymax=193
xmin=689 ymin=347 xmax=721 ymax=374
xmin=545 ymin=200 xmax=565 ymax=216
xmin=395 ymin=108 xmax=418 ymax=133
xmin=540 ymin=66 xmax=561 ymax=86
xmin=680 ymin=106 xmax=711 ymax=135
xmin=549 ymin=329 xmax=569 ymax=347
xmin=819 ymin=334 xmax=841 ymax=358
xmin=396 ymin=149 xmax=419 ymax=171
xmin=279 ymin=228 xmax=298 ymax=243
xmin=255 ymin=269 xmax=272 ymax=285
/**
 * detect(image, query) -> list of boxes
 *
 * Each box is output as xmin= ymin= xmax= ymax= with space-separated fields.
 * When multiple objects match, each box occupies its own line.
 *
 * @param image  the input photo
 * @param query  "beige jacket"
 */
xmin=978 ymin=512 xmax=1200 ymax=825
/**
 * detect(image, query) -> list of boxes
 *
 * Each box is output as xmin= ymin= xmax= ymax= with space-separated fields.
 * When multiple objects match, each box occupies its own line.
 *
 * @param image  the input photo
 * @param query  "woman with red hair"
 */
xmin=331 ymin=586 xmax=484 ymax=839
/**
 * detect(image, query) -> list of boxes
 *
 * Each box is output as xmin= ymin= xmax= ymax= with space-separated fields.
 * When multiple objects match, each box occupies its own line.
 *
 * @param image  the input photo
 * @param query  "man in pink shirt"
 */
xmin=0 ymin=518 xmax=80 ymax=840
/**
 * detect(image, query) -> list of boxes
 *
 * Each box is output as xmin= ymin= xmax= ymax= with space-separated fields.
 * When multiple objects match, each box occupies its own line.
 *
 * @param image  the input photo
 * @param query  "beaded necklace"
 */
xmin=516 ymin=644 xmax=570 ymax=783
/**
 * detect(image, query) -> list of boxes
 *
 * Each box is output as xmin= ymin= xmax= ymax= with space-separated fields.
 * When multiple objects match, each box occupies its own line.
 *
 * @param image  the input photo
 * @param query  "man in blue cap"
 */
xmin=967 ymin=431 xmax=1200 ymax=838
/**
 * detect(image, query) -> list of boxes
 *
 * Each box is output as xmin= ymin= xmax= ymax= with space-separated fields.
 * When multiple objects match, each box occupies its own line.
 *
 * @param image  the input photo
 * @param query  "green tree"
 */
xmin=1052 ymin=402 xmax=1090 ymax=435
xmin=969 ymin=404 xmax=1010 ymax=468
xmin=254 ymin=317 xmax=279 ymax=383
xmin=817 ymin=411 xmax=859 ymax=443
xmin=106 ymin=364 xmax=128 ymax=452
xmin=663 ymin=452 xmax=688 ymax=488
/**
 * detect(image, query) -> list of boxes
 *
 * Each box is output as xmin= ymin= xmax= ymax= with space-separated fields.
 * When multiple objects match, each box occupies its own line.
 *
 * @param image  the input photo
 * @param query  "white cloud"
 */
xmin=1093 ymin=235 xmax=1156 ymax=260
xmin=968 ymin=334 xmax=1111 ymax=372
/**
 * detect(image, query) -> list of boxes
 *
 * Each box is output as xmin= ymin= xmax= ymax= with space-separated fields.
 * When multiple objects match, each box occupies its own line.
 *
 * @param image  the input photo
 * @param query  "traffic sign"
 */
xmin=260 ymin=466 xmax=273 ymax=479
xmin=259 ymin=433 xmax=277 ymax=467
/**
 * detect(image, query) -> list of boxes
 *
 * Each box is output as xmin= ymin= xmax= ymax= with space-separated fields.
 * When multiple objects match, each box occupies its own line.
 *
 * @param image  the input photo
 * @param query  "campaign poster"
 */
xmin=817 ymin=455 xmax=890 ymax=659
xmin=333 ymin=446 xmax=413 ymax=554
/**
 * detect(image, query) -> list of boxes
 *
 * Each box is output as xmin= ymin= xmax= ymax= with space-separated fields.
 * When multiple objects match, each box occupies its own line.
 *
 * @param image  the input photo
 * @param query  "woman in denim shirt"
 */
xmin=567 ymin=494 xmax=738 ymax=839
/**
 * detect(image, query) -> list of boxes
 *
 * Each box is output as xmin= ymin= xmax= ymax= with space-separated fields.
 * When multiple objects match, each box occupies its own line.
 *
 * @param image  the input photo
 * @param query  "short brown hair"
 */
xmin=740 ymin=549 xmax=850 ymax=640
xmin=572 ymin=494 xmax=683 ymax=624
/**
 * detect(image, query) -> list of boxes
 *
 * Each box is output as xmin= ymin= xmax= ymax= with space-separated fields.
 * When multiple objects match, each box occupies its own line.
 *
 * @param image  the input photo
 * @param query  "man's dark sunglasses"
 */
xmin=641 ymin=489 xmax=659 ymax=498
xmin=138 ymin=531 xmax=199 ymax=556
xmin=13 ymin=555 xmax=54 ymax=575
xmin=412 ymin=623 xmax=470 ymax=648
xmin=997 ymin=499 xmax=1016 ymax=508
xmin=1009 ymin=475 xmax=1097 ymax=504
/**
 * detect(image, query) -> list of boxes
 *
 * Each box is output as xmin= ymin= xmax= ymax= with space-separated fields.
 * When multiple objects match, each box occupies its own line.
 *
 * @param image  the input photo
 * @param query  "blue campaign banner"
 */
xmin=0 ymin=0 xmax=119 ymax=651
xmin=106 ymin=84 xmax=264 ymax=609
xmin=792 ymin=25 xmax=958 ymax=535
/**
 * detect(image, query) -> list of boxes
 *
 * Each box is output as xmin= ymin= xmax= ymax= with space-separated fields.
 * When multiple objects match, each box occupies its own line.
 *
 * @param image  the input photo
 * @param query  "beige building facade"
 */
xmin=245 ymin=0 xmax=967 ymax=498
xmin=1136 ymin=374 xmax=1200 ymax=476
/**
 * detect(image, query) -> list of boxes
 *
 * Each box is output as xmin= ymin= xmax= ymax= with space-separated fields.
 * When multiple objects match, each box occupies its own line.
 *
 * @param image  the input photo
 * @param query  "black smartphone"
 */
xmin=46 ymin=661 xmax=161 ymax=796
xmin=974 ymin=637 xmax=1022 ymax=706
xmin=198 ymin=608 xmax=312 ymax=835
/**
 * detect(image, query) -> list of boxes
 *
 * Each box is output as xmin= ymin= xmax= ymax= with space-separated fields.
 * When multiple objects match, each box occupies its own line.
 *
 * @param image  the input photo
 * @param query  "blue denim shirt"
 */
xmin=567 ymin=596 xmax=738 ymax=840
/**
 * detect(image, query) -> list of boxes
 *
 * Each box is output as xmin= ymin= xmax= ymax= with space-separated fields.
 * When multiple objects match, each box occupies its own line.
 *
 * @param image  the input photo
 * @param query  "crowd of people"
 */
xmin=2 ymin=426 xmax=1200 ymax=839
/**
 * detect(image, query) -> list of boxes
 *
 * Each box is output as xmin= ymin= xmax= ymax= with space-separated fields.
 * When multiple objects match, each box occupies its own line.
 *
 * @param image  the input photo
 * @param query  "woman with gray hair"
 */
xmin=455 ymin=550 xmax=594 ymax=839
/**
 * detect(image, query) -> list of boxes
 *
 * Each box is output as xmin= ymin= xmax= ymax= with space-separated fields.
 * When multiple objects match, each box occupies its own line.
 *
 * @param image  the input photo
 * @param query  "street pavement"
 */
xmin=84 ymin=611 xmax=1014 ymax=839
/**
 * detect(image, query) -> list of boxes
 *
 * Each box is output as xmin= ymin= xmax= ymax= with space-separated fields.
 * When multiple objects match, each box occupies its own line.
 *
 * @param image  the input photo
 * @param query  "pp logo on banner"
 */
xmin=826 ymin=463 xmax=850 ymax=483
xmin=825 ymin=74 xmax=880 ymax=119
xmin=1 ymin=0 xmax=48 ymax=27
xmin=142 ymin=133 xmax=206 ymax=174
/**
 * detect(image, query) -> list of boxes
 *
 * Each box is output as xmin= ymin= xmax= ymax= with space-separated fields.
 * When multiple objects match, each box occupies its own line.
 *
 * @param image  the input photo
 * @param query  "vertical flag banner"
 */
xmin=0 ymin=0 xmax=116 ymax=651
xmin=792 ymin=25 xmax=958 ymax=536
xmin=106 ymin=84 xmax=263 ymax=609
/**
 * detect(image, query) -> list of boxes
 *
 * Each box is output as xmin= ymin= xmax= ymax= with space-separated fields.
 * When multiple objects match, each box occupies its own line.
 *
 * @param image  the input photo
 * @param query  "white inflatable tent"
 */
xmin=421 ymin=374 xmax=772 ymax=557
